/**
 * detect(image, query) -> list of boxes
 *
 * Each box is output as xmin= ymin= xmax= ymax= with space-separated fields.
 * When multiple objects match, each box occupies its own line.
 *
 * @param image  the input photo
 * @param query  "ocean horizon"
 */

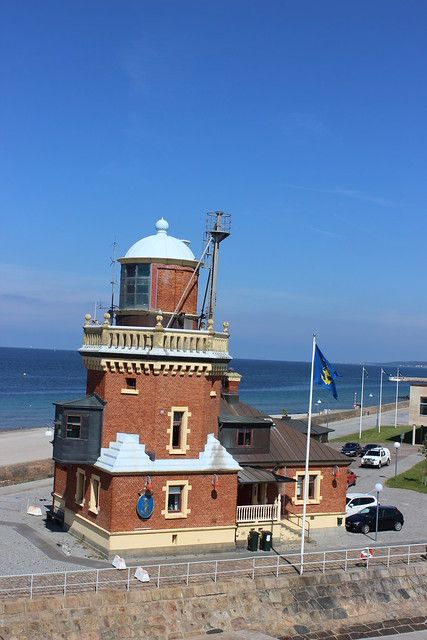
xmin=0 ymin=346 xmax=420 ymax=430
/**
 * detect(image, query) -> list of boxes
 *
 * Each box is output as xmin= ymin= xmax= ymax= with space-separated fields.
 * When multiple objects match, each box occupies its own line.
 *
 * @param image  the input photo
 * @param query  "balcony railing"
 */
xmin=80 ymin=313 xmax=229 ymax=356
xmin=236 ymin=499 xmax=281 ymax=524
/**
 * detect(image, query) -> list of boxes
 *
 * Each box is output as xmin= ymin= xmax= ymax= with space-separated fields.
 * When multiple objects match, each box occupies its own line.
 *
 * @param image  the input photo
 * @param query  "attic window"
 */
xmin=126 ymin=378 xmax=136 ymax=390
xmin=237 ymin=428 xmax=252 ymax=447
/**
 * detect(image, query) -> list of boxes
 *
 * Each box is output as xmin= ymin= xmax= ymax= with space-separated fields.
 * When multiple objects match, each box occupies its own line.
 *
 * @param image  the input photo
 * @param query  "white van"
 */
xmin=346 ymin=493 xmax=378 ymax=517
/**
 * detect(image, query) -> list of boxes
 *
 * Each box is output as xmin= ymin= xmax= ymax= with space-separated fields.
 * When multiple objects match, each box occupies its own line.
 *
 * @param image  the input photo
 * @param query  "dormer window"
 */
xmin=66 ymin=415 xmax=81 ymax=439
xmin=237 ymin=428 xmax=252 ymax=447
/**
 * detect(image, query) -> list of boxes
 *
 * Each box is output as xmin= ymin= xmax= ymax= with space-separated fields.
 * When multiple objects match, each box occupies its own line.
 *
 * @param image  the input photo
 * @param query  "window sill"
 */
xmin=75 ymin=500 xmax=85 ymax=507
xmin=88 ymin=507 xmax=100 ymax=515
xmin=121 ymin=389 xmax=139 ymax=395
xmin=163 ymin=512 xmax=188 ymax=519
xmin=293 ymin=499 xmax=321 ymax=506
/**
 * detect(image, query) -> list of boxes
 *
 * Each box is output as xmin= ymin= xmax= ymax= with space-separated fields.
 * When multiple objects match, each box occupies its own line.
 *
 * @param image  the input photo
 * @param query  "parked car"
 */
xmin=359 ymin=443 xmax=380 ymax=457
xmin=341 ymin=442 xmax=362 ymax=457
xmin=346 ymin=493 xmax=377 ymax=517
xmin=360 ymin=447 xmax=391 ymax=468
xmin=346 ymin=469 xmax=357 ymax=488
xmin=345 ymin=505 xmax=404 ymax=534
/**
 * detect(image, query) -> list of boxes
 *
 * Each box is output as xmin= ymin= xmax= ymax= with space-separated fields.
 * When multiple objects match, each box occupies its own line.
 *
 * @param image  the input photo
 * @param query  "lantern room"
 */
xmin=116 ymin=218 xmax=200 ymax=329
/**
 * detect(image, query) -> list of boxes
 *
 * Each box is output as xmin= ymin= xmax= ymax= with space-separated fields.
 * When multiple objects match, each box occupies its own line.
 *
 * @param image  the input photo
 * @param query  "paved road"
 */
xmin=321 ymin=408 xmax=410 ymax=438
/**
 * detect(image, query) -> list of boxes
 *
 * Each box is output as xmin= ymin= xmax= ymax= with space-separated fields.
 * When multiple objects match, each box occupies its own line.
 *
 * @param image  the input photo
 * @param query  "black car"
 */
xmin=346 ymin=506 xmax=404 ymax=534
xmin=341 ymin=442 xmax=362 ymax=457
xmin=359 ymin=443 xmax=380 ymax=458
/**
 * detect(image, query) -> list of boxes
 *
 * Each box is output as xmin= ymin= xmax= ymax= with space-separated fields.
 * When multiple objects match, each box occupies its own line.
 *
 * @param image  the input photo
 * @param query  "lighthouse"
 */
xmin=51 ymin=216 xmax=240 ymax=557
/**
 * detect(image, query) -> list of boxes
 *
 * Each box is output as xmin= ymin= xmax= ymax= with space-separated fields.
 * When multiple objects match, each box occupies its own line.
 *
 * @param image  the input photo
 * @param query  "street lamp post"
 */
xmin=374 ymin=482 xmax=383 ymax=541
xmin=394 ymin=441 xmax=401 ymax=476
xmin=317 ymin=399 xmax=322 ymax=414
xmin=378 ymin=369 xmax=385 ymax=434
xmin=359 ymin=366 xmax=366 ymax=440
xmin=394 ymin=367 xmax=400 ymax=429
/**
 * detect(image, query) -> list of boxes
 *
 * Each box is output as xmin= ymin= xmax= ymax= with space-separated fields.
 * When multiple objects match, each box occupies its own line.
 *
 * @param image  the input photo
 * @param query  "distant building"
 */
xmin=407 ymin=378 xmax=427 ymax=428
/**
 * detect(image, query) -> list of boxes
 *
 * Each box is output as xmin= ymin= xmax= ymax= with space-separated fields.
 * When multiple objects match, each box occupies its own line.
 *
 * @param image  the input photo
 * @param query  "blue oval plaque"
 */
xmin=136 ymin=493 xmax=154 ymax=520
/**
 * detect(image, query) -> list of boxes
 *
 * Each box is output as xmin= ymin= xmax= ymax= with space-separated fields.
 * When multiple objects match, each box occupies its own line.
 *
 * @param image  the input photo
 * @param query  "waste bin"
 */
xmin=337 ymin=517 xmax=343 ymax=527
xmin=259 ymin=530 xmax=272 ymax=551
xmin=247 ymin=530 xmax=260 ymax=552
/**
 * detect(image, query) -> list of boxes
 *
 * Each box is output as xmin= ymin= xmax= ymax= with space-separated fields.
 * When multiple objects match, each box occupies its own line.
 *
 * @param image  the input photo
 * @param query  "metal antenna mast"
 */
xmin=109 ymin=240 xmax=118 ymax=323
xmin=205 ymin=211 xmax=231 ymax=327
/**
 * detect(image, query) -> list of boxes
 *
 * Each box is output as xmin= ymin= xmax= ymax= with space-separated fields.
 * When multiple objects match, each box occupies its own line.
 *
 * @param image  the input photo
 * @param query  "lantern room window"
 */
xmin=119 ymin=263 xmax=151 ymax=309
xmin=66 ymin=415 xmax=81 ymax=439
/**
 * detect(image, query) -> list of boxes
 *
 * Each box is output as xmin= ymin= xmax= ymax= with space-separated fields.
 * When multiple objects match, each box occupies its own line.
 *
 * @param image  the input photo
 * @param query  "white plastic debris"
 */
xmin=112 ymin=555 xmax=127 ymax=570
xmin=134 ymin=567 xmax=150 ymax=582
xmin=61 ymin=543 xmax=71 ymax=557
xmin=26 ymin=505 xmax=43 ymax=516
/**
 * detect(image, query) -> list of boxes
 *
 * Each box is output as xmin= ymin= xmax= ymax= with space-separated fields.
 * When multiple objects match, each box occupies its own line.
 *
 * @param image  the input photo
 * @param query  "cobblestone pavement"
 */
xmin=279 ymin=616 xmax=427 ymax=640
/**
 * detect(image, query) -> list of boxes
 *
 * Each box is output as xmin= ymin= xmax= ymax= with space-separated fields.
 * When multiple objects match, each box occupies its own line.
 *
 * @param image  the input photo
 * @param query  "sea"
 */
xmin=0 ymin=346 xmax=423 ymax=431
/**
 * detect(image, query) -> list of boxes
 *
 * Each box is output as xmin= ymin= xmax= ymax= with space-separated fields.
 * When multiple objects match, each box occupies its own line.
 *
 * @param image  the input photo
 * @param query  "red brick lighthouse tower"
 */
xmin=52 ymin=215 xmax=240 ymax=557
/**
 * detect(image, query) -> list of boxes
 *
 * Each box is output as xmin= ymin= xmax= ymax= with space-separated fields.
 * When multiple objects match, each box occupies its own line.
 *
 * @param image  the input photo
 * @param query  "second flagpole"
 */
xmin=300 ymin=334 xmax=316 ymax=576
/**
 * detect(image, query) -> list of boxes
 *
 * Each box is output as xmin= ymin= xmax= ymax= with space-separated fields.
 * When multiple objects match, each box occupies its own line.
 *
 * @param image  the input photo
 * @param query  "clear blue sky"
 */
xmin=1 ymin=1 xmax=426 ymax=362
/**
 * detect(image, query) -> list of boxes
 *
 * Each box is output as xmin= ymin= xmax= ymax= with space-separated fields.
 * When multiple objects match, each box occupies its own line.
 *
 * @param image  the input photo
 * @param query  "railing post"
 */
xmin=186 ymin=563 xmax=190 ymax=586
xmin=322 ymin=552 xmax=326 ymax=573
xmin=408 ymin=544 xmax=411 ymax=565
xmin=214 ymin=561 xmax=218 ymax=583
xmin=252 ymin=557 xmax=256 ymax=580
xmin=157 ymin=564 xmax=161 ymax=588
xmin=127 ymin=567 xmax=131 ymax=590
xmin=344 ymin=549 xmax=348 ymax=572
xmin=30 ymin=574 xmax=34 ymax=600
xmin=276 ymin=554 xmax=280 ymax=578
xmin=387 ymin=546 xmax=391 ymax=568
xmin=63 ymin=572 xmax=67 ymax=596
xmin=95 ymin=569 xmax=99 ymax=592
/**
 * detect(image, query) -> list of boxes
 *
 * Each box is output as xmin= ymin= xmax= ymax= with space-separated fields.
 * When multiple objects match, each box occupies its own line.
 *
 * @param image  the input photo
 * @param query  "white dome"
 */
xmin=125 ymin=218 xmax=196 ymax=261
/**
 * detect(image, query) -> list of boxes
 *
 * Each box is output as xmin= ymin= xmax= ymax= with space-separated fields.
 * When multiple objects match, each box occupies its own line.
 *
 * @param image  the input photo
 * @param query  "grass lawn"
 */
xmin=386 ymin=460 xmax=427 ymax=494
xmin=331 ymin=424 xmax=413 ymax=444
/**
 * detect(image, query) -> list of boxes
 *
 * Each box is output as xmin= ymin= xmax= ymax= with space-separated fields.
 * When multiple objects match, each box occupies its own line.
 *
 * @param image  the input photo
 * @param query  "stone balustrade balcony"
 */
xmin=80 ymin=312 xmax=230 ymax=361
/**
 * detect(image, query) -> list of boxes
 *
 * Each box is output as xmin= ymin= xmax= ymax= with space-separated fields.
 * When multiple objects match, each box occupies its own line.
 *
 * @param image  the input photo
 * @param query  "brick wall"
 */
xmin=87 ymin=369 xmax=222 ymax=454
xmin=153 ymin=263 xmax=198 ymax=315
xmin=109 ymin=472 xmax=238 ymax=532
xmin=61 ymin=466 xmax=237 ymax=533
xmin=279 ymin=465 xmax=347 ymax=516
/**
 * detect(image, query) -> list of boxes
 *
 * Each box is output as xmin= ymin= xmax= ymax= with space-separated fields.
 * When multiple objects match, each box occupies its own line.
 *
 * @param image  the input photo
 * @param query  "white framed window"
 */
xmin=161 ymin=481 xmax=192 ymax=519
xmin=293 ymin=471 xmax=323 ymax=505
xmin=166 ymin=407 xmax=191 ymax=454
xmin=75 ymin=468 xmax=85 ymax=506
xmin=89 ymin=474 xmax=101 ymax=514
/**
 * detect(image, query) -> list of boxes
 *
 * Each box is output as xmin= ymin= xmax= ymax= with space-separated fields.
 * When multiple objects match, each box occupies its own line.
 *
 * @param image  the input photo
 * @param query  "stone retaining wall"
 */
xmin=0 ymin=563 xmax=426 ymax=640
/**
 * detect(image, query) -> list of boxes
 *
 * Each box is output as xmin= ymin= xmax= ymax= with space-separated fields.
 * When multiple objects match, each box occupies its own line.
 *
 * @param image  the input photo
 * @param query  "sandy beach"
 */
xmin=0 ymin=428 xmax=52 ymax=467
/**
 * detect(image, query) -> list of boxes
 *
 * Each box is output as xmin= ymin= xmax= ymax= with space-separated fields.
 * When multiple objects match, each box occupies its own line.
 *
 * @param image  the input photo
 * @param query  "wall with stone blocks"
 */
xmin=0 ymin=564 xmax=426 ymax=640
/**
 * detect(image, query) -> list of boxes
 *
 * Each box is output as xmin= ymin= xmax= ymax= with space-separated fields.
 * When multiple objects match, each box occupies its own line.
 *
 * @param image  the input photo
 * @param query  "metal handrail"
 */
xmin=0 ymin=542 xmax=425 ymax=600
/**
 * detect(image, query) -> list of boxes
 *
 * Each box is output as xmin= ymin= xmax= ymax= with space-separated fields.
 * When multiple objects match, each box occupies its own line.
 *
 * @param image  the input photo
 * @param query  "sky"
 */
xmin=0 ymin=1 xmax=426 ymax=363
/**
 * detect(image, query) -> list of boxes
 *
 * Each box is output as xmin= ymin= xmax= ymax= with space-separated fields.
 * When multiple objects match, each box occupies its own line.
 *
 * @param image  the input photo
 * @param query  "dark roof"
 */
xmin=238 ymin=467 xmax=295 ymax=484
xmin=54 ymin=394 xmax=106 ymax=409
xmin=220 ymin=396 xmax=273 ymax=426
xmin=283 ymin=418 xmax=334 ymax=436
xmin=233 ymin=420 xmax=349 ymax=467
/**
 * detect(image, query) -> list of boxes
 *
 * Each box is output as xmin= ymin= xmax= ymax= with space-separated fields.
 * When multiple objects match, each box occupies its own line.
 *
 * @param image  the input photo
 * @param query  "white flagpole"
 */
xmin=394 ymin=366 xmax=400 ymax=429
xmin=359 ymin=366 xmax=365 ymax=440
xmin=378 ymin=368 xmax=384 ymax=434
xmin=300 ymin=334 xmax=316 ymax=576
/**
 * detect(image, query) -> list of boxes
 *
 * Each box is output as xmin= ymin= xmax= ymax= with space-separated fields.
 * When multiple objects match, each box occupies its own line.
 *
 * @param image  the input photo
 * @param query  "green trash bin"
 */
xmin=337 ymin=517 xmax=343 ymax=527
xmin=247 ymin=530 xmax=260 ymax=552
xmin=260 ymin=530 xmax=272 ymax=551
